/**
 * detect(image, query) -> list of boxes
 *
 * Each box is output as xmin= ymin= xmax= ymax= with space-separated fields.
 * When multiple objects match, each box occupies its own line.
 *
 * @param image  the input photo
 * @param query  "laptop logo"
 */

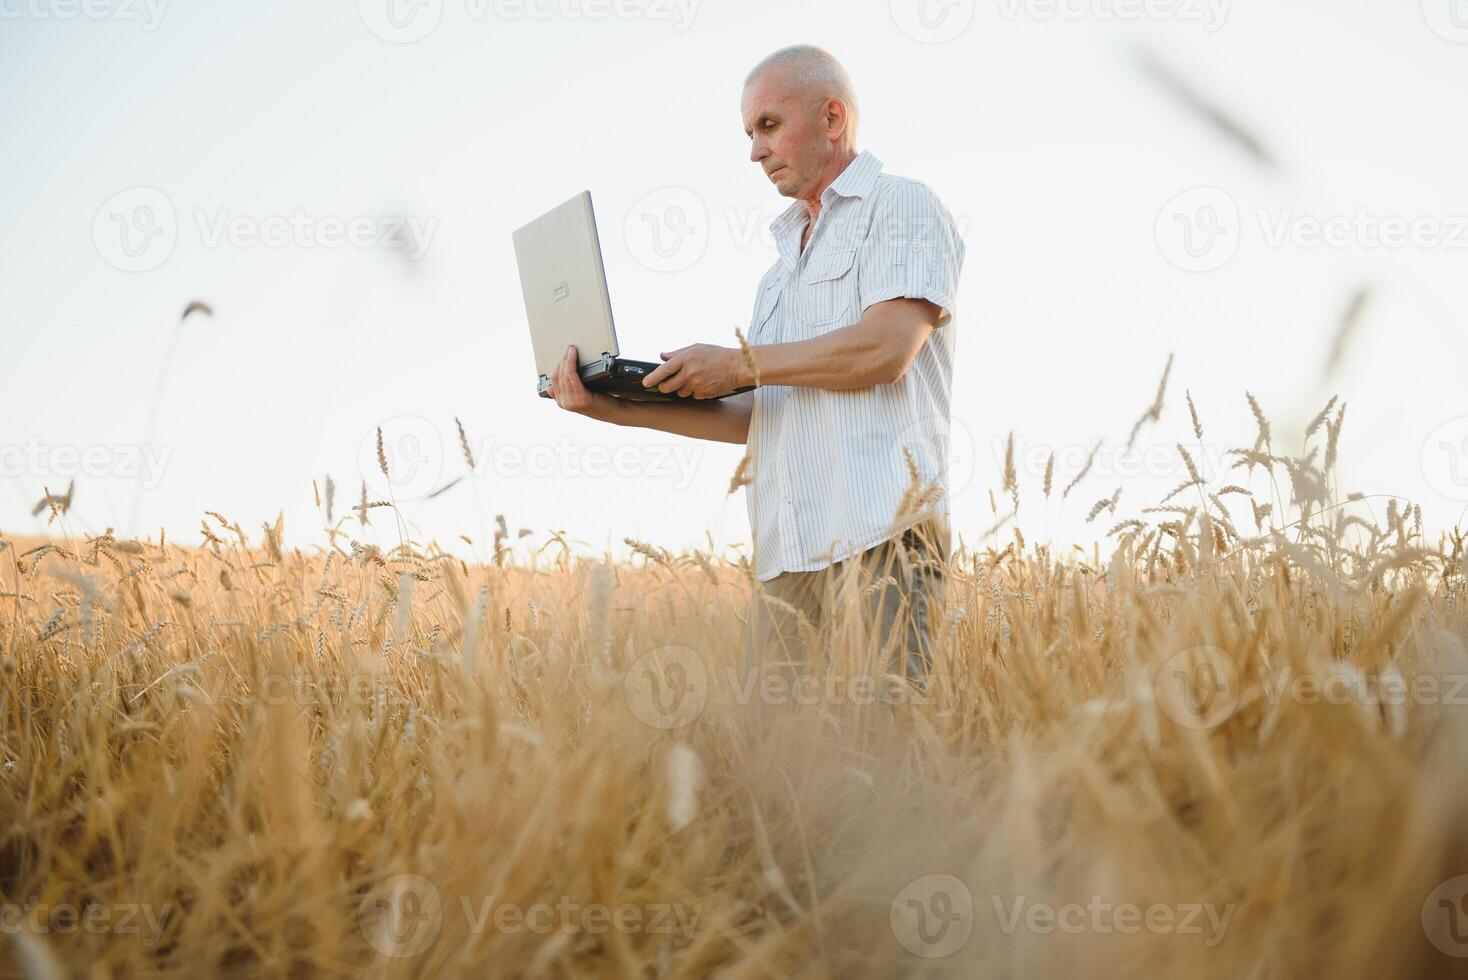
xmin=552 ymin=280 xmax=569 ymax=302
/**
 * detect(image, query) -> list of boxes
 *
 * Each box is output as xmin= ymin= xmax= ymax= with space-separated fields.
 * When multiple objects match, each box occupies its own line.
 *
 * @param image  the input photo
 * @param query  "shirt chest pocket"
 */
xmin=749 ymin=278 xmax=782 ymax=344
xmin=800 ymin=246 xmax=858 ymax=333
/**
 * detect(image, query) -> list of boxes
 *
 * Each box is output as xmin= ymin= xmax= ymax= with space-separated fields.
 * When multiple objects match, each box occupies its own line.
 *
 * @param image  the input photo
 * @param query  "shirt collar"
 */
xmin=826 ymin=148 xmax=882 ymax=201
xmin=770 ymin=150 xmax=883 ymax=265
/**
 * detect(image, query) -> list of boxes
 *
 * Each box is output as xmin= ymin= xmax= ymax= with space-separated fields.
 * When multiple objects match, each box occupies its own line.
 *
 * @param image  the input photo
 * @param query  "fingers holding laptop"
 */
xmin=549 ymin=345 xmax=605 ymax=415
xmin=642 ymin=344 xmax=747 ymax=399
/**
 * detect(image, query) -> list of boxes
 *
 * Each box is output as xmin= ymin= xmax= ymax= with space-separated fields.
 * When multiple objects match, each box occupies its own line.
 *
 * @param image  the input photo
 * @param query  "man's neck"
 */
xmin=795 ymin=148 xmax=857 ymax=255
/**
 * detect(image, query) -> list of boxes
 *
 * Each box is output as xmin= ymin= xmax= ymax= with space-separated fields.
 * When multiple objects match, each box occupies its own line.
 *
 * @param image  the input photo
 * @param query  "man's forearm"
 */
xmin=746 ymin=318 xmax=897 ymax=389
xmin=585 ymin=391 xmax=752 ymax=444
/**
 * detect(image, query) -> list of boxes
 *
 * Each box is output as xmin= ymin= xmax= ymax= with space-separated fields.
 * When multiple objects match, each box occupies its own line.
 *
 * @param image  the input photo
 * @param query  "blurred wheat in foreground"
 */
xmin=3 ymin=398 xmax=1468 ymax=979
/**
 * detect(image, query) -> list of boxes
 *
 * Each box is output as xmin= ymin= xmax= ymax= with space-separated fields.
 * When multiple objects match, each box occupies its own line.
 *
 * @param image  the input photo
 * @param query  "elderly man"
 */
xmin=545 ymin=44 xmax=965 ymax=687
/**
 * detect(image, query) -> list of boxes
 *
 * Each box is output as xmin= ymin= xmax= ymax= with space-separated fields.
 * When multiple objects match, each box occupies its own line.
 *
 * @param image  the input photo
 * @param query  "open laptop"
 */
xmin=512 ymin=190 xmax=755 ymax=403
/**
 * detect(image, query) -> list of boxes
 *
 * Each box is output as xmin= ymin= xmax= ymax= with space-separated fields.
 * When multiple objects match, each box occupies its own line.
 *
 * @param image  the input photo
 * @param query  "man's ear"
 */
xmin=825 ymin=98 xmax=842 ymax=137
xmin=826 ymin=98 xmax=851 ymax=143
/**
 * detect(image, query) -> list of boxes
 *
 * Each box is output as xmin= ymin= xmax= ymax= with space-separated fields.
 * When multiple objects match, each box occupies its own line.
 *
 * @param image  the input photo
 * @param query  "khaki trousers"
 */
xmin=745 ymin=513 xmax=950 ymax=690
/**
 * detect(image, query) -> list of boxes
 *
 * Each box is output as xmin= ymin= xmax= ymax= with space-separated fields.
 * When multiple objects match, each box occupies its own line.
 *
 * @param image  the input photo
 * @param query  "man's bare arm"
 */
xmin=641 ymin=297 xmax=941 ymax=397
xmin=546 ymin=345 xmax=752 ymax=444
xmin=588 ymin=390 xmax=752 ymax=444
xmin=746 ymin=298 xmax=940 ymax=389
xmin=548 ymin=297 xmax=940 ymax=436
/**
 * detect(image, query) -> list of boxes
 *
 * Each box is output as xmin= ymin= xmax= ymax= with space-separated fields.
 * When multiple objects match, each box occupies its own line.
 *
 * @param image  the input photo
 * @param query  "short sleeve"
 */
xmin=856 ymin=180 xmax=965 ymax=326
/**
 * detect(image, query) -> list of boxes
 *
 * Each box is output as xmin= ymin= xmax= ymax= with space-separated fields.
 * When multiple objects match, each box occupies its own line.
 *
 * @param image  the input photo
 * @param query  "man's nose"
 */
xmin=749 ymin=140 xmax=766 ymax=164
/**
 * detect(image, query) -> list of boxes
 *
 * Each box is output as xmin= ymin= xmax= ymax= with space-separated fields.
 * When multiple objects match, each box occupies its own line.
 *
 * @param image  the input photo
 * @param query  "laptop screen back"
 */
xmin=511 ymin=191 xmax=621 ymax=384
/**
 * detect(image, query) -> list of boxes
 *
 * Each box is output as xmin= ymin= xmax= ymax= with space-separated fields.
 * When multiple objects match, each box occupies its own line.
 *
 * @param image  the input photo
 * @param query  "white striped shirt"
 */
xmin=745 ymin=150 xmax=966 ymax=582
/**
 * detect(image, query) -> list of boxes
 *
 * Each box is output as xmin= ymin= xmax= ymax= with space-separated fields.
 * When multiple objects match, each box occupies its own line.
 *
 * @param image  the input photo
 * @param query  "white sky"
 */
xmin=3 ymin=0 xmax=1467 ymax=563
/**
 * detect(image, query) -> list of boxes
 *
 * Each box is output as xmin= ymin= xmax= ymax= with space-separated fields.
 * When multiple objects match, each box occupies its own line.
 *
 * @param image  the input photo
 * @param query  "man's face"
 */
xmin=741 ymin=68 xmax=834 ymax=200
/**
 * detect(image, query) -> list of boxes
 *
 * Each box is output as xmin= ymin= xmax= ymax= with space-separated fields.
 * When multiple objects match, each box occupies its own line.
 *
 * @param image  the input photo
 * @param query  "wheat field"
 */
xmin=3 ymin=392 xmax=1468 ymax=979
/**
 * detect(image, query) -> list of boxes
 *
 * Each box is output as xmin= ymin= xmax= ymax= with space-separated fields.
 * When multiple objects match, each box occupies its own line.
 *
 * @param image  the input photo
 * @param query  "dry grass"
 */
xmin=2 ymin=396 xmax=1468 ymax=978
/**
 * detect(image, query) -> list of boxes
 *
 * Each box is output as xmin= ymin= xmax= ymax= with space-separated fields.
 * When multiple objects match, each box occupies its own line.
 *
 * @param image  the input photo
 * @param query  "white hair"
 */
xmin=744 ymin=45 xmax=859 ymax=146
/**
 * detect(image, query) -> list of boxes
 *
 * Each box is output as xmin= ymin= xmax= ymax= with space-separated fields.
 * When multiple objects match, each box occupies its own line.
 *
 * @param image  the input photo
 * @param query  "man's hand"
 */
xmin=547 ymin=345 xmax=619 ymax=418
xmin=641 ymin=344 xmax=751 ymax=399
